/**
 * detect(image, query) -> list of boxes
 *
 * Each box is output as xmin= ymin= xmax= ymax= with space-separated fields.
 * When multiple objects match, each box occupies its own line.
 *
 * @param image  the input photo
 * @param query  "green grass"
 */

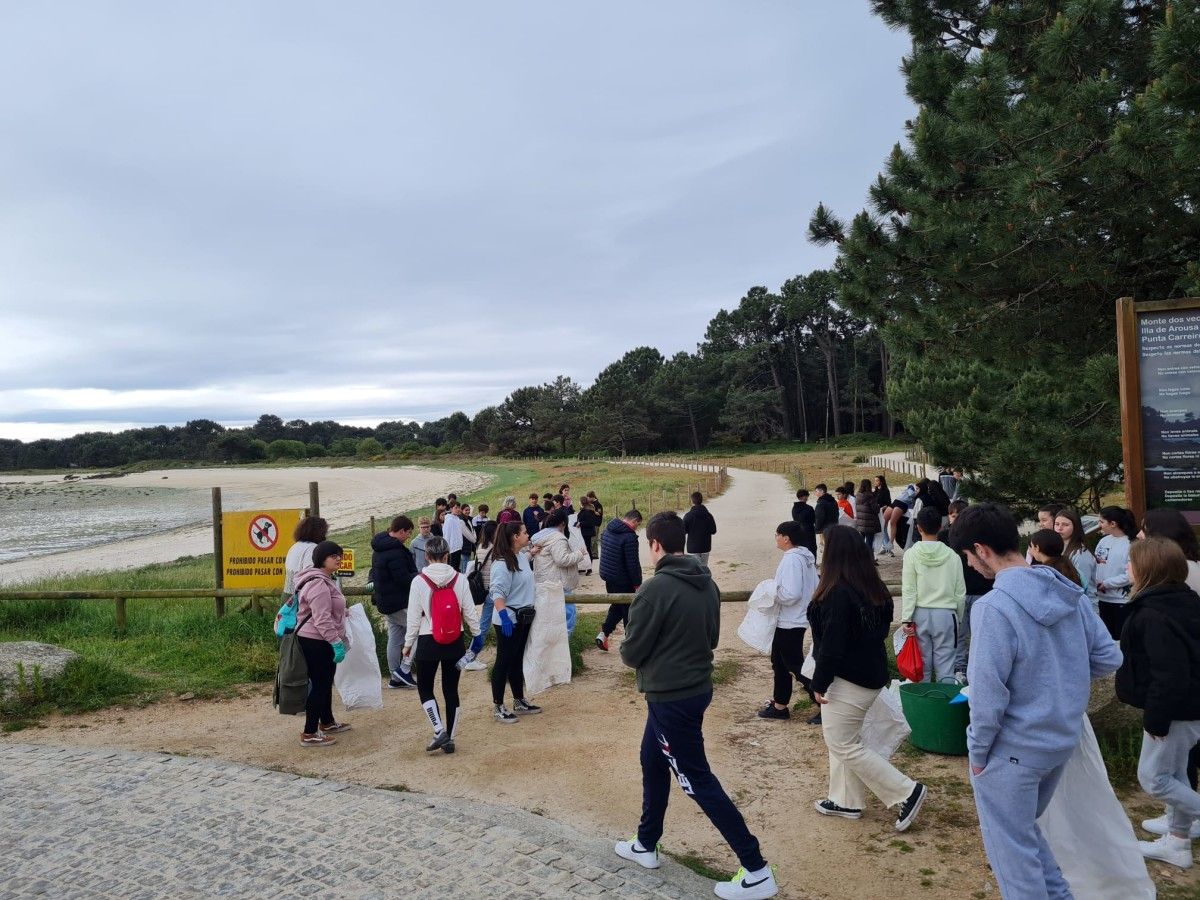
xmin=664 ymin=850 xmax=732 ymax=882
xmin=1 ymin=657 xmax=152 ymax=719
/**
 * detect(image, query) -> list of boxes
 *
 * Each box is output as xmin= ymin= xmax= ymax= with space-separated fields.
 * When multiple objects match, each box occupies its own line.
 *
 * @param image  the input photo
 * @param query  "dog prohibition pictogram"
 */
xmin=248 ymin=514 xmax=279 ymax=551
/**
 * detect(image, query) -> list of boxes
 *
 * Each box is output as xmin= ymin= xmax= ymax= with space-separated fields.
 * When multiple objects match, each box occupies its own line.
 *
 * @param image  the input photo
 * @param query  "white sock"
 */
xmin=400 ymin=660 xmax=412 ymax=675
xmin=422 ymin=699 xmax=443 ymax=736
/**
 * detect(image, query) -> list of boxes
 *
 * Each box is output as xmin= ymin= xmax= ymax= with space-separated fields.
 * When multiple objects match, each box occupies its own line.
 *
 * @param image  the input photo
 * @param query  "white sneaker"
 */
xmin=1139 ymin=834 xmax=1194 ymax=869
xmin=463 ymin=658 xmax=487 ymax=671
xmin=714 ymin=865 xmax=778 ymax=899
xmin=614 ymin=837 xmax=660 ymax=869
xmin=1142 ymin=813 xmax=1200 ymax=838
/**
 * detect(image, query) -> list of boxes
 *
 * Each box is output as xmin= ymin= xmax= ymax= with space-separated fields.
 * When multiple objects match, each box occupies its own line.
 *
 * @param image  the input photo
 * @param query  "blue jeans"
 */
xmin=477 ymin=595 xmax=494 ymax=647
xmin=564 ymin=589 xmax=576 ymax=636
xmin=638 ymin=689 xmax=765 ymax=872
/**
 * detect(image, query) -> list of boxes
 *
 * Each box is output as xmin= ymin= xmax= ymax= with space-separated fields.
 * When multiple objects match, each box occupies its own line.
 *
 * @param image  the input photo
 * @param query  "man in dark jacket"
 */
xmin=369 ymin=515 xmax=419 ymax=689
xmin=615 ymin=512 xmax=777 ymax=899
xmin=682 ymin=491 xmax=717 ymax=567
xmin=812 ymin=484 xmax=838 ymax=557
xmin=790 ymin=489 xmax=818 ymax=555
xmin=596 ymin=510 xmax=643 ymax=651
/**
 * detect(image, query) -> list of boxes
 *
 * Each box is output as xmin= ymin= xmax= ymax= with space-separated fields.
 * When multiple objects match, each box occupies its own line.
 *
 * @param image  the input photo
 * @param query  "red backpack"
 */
xmin=422 ymin=573 xmax=463 ymax=644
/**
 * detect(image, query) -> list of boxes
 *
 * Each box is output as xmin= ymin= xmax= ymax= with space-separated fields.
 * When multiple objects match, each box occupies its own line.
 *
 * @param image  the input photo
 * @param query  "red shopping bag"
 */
xmin=897 ymin=634 xmax=924 ymax=683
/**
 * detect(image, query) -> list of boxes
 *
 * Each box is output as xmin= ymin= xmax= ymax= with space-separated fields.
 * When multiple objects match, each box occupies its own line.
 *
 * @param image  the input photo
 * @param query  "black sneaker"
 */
xmin=494 ymin=704 xmax=518 ymax=723
xmin=426 ymin=732 xmax=451 ymax=753
xmin=442 ymin=740 xmax=456 ymax=754
xmin=895 ymin=783 xmax=928 ymax=832
xmin=814 ymin=799 xmax=862 ymax=819
xmin=513 ymin=698 xmax=542 ymax=715
xmin=806 ymin=711 xmax=822 ymax=725
xmin=757 ymin=701 xmax=790 ymax=720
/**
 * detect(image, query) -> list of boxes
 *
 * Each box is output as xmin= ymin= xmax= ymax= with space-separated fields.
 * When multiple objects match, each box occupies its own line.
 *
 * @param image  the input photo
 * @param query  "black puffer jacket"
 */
xmin=599 ymin=518 xmax=642 ymax=591
xmin=854 ymin=491 xmax=880 ymax=535
xmin=813 ymin=493 xmax=839 ymax=535
xmin=369 ymin=532 xmax=418 ymax=614
xmin=1115 ymin=583 xmax=1200 ymax=737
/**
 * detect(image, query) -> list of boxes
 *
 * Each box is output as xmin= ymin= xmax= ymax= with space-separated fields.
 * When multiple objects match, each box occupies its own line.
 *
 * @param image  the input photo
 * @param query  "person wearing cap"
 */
xmin=293 ymin=540 xmax=351 ymax=747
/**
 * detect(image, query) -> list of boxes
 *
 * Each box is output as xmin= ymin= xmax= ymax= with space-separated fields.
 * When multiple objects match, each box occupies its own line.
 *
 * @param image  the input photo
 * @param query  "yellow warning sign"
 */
xmin=336 ymin=548 xmax=356 ymax=578
xmin=221 ymin=508 xmax=305 ymax=589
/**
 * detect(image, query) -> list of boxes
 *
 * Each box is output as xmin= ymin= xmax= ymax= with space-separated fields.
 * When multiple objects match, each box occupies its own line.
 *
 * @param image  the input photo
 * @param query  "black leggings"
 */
xmin=298 ymin=636 xmax=336 ymax=734
xmin=771 ymin=626 xmax=812 ymax=706
xmin=417 ymin=656 xmax=461 ymax=735
xmin=491 ymin=620 xmax=532 ymax=705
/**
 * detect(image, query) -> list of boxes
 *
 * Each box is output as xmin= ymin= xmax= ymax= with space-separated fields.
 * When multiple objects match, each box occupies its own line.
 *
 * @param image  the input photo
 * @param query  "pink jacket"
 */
xmin=294 ymin=568 xmax=348 ymax=644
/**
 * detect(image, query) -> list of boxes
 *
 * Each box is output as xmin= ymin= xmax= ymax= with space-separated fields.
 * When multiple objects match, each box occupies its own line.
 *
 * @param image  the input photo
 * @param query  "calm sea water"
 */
xmin=0 ymin=480 xmax=211 ymax=564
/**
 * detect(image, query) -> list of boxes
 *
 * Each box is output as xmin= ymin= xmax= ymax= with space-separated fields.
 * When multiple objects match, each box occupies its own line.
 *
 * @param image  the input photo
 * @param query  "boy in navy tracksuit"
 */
xmin=615 ymin=512 xmax=778 ymax=900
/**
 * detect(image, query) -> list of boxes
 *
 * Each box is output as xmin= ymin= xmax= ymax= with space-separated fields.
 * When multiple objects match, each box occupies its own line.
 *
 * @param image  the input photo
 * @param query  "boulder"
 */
xmin=0 ymin=641 xmax=79 ymax=691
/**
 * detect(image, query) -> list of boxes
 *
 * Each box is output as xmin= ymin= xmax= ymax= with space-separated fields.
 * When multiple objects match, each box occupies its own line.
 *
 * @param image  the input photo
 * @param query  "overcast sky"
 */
xmin=0 ymin=2 xmax=914 ymax=441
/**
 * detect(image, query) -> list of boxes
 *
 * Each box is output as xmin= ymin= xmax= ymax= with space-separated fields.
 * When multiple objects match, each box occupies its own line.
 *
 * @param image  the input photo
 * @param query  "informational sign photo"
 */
xmin=1138 ymin=307 xmax=1200 ymax=519
xmin=221 ymin=508 xmax=305 ymax=589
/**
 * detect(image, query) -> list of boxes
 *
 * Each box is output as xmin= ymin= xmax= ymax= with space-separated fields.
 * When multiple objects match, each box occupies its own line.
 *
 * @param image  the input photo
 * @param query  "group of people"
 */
xmin=275 ymin=469 xmax=1200 ymax=899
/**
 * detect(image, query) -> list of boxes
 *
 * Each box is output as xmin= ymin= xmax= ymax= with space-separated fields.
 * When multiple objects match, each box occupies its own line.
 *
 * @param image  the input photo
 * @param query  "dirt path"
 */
xmin=0 ymin=468 xmax=1012 ymax=897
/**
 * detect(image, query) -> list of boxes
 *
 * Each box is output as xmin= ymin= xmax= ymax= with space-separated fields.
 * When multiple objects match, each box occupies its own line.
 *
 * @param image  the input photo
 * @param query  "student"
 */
xmin=758 ymin=521 xmax=818 ymax=721
xmin=949 ymin=503 xmax=1122 ymax=899
xmin=901 ymin=506 xmax=966 ymax=684
xmin=914 ymin=478 xmax=951 ymax=521
xmin=871 ymin=475 xmax=891 ymax=511
xmin=615 ymin=512 xmax=778 ymax=900
xmin=834 ymin=486 xmax=854 ymax=523
xmin=1053 ymin=507 xmax=1096 ymax=600
xmin=402 ymin=536 xmax=481 ymax=754
xmin=683 ymin=491 xmax=718 ymax=567
xmin=411 ymin=517 xmax=432 ymax=571
xmin=577 ymin=497 xmax=603 ymax=566
xmin=842 ymin=481 xmax=858 ymax=517
xmin=1028 ymin=529 xmax=1082 ymax=586
xmin=854 ymin=478 xmax=881 ymax=553
xmin=938 ymin=500 xmax=993 ymax=684
xmin=812 ymin=484 xmax=839 ymax=555
xmin=596 ymin=510 xmax=643 ymax=652
xmin=1095 ymin=505 xmax=1137 ymax=640
xmin=368 ymin=515 xmax=420 ymax=688
xmin=880 ymin=483 xmax=918 ymax=557
xmin=523 ymin=493 xmax=545 ymax=537
xmin=1142 ymin=508 xmax=1200 ymax=594
xmin=808 ymin=525 xmax=928 ymax=831
xmin=1115 ymin=537 xmax=1200 ymax=870
xmin=587 ymin=490 xmax=604 ymax=523
xmin=790 ymin=489 xmax=818 ymax=555
xmin=559 ymin=483 xmax=574 ymax=514
xmin=1026 ymin=503 xmax=1065 ymax=563
xmin=462 ymin=520 xmax=498 ymax=673
xmin=488 ymin=522 xmax=541 ymax=722
xmin=530 ymin=508 xmax=588 ymax=635
xmin=431 ymin=498 xmax=448 ymax=536
xmin=442 ymin=500 xmax=466 ymax=571
xmin=472 ymin=504 xmax=490 ymax=531
xmin=293 ymin=541 xmax=351 ymax=747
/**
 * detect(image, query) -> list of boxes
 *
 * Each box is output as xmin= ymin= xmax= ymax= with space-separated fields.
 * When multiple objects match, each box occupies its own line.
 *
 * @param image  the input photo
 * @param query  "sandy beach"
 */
xmin=0 ymin=465 xmax=490 ymax=586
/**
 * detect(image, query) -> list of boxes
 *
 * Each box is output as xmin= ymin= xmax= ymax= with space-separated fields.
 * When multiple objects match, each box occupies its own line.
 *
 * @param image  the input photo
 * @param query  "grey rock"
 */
xmin=0 ymin=642 xmax=78 ymax=690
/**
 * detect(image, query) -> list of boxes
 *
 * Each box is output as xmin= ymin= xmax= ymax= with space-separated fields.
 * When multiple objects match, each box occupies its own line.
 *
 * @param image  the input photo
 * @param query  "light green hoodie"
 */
xmin=901 ymin=540 xmax=967 ymax=622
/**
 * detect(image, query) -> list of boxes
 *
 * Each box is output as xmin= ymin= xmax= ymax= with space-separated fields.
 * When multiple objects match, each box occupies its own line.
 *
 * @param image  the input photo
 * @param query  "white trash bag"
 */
xmin=801 ymin=651 xmax=816 ymax=681
xmin=1038 ymin=716 xmax=1155 ymax=899
xmin=523 ymin=581 xmax=572 ymax=696
xmin=737 ymin=579 xmax=778 ymax=655
xmin=333 ymin=604 xmax=384 ymax=710
xmin=862 ymin=680 xmax=910 ymax=759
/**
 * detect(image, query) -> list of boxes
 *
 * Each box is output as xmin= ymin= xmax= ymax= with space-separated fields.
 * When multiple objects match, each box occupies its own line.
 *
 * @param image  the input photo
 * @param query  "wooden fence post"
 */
xmin=309 ymin=482 xmax=321 ymax=518
xmin=115 ymin=597 xmax=127 ymax=634
xmin=211 ymin=487 xmax=225 ymax=618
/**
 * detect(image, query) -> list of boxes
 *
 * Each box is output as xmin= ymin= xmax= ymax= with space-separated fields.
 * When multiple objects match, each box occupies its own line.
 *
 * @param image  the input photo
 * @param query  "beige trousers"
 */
xmin=822 ymin=677 xmax=915 ymax=810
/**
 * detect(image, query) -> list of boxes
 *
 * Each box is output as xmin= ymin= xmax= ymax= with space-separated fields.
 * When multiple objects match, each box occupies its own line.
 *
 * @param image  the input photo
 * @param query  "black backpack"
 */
xmin=467 ymin=547 xmax=491 ymax=605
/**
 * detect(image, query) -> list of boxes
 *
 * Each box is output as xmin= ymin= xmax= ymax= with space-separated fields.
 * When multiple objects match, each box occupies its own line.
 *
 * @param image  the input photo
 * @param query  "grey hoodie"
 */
xmin=966 ymin=564 xmax=1122 ymax=770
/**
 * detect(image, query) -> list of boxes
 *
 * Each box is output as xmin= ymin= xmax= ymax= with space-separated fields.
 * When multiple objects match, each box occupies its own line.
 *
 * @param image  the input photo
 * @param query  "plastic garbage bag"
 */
xmin=801 ymin=652 xmax=816 ymax=680
xmin=896 ymin=634 xmax=924 ymax=683
xmin=862 ymin=680 xmax=910 ymax=759
xmin=1038 ymin=717 xmax=1155 ymax=899
xmin=523 ymin=581 xmax=571 ymax=696
xmin=568 ymin=519 xmax=591 ymax=574
xmin=333 ymin=604 xmax=384 ymax=710
xmin=737 ymin=579 xmax=778 ymax=655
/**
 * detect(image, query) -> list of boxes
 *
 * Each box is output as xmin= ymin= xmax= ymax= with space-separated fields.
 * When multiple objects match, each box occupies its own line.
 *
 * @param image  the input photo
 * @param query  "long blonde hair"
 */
xmin=1129 ymin=536 xmax=1189 ymax=596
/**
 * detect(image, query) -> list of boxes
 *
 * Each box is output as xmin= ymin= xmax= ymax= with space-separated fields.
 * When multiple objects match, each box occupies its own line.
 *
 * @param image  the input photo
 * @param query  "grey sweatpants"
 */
xmin=385 ymin=609 xmax=408 ymax=674
xmin=913 ymin=607 xmax=958 ymax=684
xmin=955 ymin=595 xmax=983 ymax=675
xmin=1138 ymin=720 xmax=1200 ymax=836
xmin=687 ymin=552 xmax=710 ymax=567
xmin=971 ymin=756 xmax=1072 ymax=899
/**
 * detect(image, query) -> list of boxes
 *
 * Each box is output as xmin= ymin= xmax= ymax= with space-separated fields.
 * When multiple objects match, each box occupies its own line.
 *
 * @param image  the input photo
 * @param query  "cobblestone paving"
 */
xmin=0 ymin=743 xmax=715 ymax=899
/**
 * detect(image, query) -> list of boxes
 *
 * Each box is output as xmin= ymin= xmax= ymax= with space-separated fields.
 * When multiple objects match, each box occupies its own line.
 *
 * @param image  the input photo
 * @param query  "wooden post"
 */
xmin=309 ymin=481 xmax=321 ymax=518
xmin=370 ymin=516 xmax=376 ymax=536
xmin=115 ymin=597 xmax=127 ymax=634
xmin=211 ymin=487 xmax=225 ymax=618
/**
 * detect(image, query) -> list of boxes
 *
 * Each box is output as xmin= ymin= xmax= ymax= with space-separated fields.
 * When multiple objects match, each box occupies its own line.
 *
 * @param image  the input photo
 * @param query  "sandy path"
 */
xmin=8 ymin=467 xmax=996 ymax=898
xmin=0 ymin=465 xmax=490 ymax=586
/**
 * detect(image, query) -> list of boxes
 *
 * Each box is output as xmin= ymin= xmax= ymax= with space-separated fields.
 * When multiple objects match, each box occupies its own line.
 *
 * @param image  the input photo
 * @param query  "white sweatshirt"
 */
xmin=774 ymin=546 xmax=818 ymax=629
xmin=1093 ymin=535 xmax=1131 ymax=603
xmin=403 ymin=563 xmax=481 ymax=649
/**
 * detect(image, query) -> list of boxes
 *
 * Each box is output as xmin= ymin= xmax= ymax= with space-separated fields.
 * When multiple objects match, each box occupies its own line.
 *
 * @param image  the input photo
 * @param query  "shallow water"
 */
xmin=0 ymin=481 xmax=211 ymax=564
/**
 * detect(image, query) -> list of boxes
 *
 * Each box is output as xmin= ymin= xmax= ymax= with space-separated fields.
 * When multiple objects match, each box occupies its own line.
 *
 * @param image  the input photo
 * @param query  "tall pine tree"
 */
xmin=811 ymin=1 xmax=1200 ymax=509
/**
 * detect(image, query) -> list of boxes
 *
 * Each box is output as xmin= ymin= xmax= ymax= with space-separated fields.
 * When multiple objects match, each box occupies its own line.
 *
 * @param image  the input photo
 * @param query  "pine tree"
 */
xmin=810 ymin=1 xmax=1200 ymax=509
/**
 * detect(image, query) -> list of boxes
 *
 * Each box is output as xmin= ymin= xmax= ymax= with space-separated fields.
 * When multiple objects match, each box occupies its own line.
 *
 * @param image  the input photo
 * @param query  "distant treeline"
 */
xmin=0 ymin=270 xmax=887 ymax=470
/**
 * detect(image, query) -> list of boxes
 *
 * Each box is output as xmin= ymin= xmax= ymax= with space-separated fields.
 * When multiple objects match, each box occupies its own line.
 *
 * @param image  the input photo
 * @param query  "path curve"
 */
xmin=0 ymin=742 xmax=712 ymax=899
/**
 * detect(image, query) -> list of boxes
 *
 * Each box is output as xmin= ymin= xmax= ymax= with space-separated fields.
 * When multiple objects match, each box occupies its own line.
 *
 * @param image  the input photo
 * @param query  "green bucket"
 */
xmin=898 ymin=682 xmax=969 ymax=756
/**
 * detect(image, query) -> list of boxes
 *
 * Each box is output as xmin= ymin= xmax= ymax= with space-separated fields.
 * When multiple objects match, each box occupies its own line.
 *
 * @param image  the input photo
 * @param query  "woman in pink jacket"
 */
xmin=294 ymin=540 xmax=351 ymax=747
